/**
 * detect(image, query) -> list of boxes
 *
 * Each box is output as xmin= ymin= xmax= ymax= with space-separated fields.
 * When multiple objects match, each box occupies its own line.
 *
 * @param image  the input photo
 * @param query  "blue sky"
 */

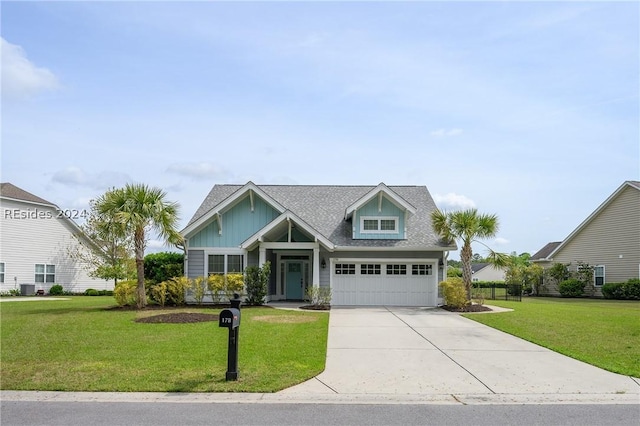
xmin=2 ymin=1 xmax=638 ymax=259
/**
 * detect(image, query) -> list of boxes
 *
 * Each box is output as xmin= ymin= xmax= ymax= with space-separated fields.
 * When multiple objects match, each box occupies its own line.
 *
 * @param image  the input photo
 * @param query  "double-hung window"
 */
xmin=35 ymin=264 xmax=55 ymax=283
xmin=208 ymin=254 xmax=244 ymax=276
xmin=360 ymin=216 xmax=398 ymax=234
xmin=594 ymin=265 xmax=605 ymax=286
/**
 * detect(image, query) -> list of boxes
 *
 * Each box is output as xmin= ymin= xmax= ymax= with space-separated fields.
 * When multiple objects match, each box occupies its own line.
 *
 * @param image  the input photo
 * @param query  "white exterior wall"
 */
xmin=472 ymin=265 xmax=506 ymax=282
xmin=0 ymin=198 xmax=114 ymax=293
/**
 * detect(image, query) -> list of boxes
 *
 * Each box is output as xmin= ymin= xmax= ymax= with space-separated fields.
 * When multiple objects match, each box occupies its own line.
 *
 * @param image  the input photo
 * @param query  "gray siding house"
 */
xmin=181 ymin=182 xmax=456 ymax=306
xmin=532 ymin=181 xmax=640 ymax=296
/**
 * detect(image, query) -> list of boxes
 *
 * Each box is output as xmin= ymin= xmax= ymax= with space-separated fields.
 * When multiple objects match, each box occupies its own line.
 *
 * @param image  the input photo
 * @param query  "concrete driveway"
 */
xmin=279 ymin=307 xmax=640 ymax=404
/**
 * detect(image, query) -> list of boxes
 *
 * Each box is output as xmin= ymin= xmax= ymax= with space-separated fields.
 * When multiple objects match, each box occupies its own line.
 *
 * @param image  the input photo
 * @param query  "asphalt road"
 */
xmin=2 ymin=401 xmax=639 ymax=426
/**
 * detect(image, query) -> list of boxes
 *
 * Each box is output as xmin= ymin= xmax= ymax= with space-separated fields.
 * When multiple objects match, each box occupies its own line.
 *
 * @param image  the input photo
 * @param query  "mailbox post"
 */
xmin=219 ymin=293 xmax=242 ymax=381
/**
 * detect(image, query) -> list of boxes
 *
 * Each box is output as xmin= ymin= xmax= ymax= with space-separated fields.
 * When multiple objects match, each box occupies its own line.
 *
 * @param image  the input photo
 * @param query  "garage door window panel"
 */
xmin=386 ymin=264 xmax=407 ymax=275
xmin=361 ymin=264 xmax=381 ymax=275
xmin=412 ymin=264 xmax=433 ymax=275
xmin=335 ymin=264 xmax=355 ymax=275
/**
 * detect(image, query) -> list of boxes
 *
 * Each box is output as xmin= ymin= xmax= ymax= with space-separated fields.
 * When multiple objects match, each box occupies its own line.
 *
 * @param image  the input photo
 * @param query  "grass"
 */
xmin=0 ymin=297 xmax=328 ymax=392
xmin=464 ymin=297 xmax=640 ymax=377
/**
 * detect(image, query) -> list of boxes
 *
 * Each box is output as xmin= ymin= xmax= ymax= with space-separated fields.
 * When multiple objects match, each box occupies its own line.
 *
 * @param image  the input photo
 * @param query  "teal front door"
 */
xmin=286 ymin=262 xmax=303 ymax=299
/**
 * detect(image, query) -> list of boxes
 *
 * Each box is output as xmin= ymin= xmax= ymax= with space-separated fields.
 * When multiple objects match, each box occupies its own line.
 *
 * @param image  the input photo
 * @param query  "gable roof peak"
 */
xmin=0 ymin=182 xmax=56 ymax=206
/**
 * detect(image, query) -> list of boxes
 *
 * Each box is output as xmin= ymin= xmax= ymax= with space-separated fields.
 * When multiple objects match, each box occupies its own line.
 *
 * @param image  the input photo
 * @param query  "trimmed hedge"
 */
xmin=602 ymin=279 xmax=640 ymax=300
xmin=558 ymin=278 xmax=585 ymax=297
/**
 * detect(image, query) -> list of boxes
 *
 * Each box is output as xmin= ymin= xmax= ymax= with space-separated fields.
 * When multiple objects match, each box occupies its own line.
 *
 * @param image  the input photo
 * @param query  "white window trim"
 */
xmin=35 ymin=263 xmax=56 ymax=283
xmin=594 ymin=265 xmax=605 ymax=286
xmin=205 ymin=249 xmax=245 ymax=276
xmin=0 ymin=262 xmax=4 ymax=283
xmin=359 ymin=216 xmax=399 ymax=234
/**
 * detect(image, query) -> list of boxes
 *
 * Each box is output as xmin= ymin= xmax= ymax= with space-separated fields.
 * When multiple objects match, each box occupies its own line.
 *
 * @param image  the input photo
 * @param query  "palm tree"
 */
xmin=95 ymin=184 xmax=183 ymax=308
xmin=431 ymin=208 xmax=505 ymax=302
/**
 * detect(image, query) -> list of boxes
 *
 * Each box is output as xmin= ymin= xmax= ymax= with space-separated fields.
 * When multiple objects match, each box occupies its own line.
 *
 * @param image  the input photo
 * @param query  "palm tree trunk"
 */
xmin=134 ymin=228 xmax=146 ymax=309
xmin=461 ymin=241 xmax=473 ymax=303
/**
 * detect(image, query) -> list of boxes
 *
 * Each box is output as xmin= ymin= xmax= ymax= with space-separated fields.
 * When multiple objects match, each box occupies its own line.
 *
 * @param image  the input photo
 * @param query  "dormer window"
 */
xmin=360 ymin=216 xmax=398 ymax=234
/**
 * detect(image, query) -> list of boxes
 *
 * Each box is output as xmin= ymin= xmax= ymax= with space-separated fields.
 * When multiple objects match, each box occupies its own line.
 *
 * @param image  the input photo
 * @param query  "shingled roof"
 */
xmin=0 ymin=182 xmax=56 ymax=206
xmin=186 ymin=183 xmax=452 ymax=250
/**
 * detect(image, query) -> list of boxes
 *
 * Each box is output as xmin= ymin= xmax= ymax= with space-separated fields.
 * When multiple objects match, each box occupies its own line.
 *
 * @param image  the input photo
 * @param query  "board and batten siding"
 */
xmin=188 ymin=195 xmax=280 ymax=248
xmin=0 ymin=198 xmax=114 ymax=293
xmin=552 ymin=184 xmax=640 ymax=286
xmin=354 ymin=196 xmax=406 ymax=240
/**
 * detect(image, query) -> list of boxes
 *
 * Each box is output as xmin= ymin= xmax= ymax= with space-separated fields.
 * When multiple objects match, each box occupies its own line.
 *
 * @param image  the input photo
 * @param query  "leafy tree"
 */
xmin=504 ymin=253 xmax=543 ymax=295
xmin=546 ymin=262 xmax=571 ymax=293
xmin=69 ymin=200 xmax=136 ymax=285
xmin=431 ymin=208 xmax=507 ymax=302
xmin=144 ymin=251 xmax=184 ymax=284
xmin=94 ymin=184 xmax=183 ymax=309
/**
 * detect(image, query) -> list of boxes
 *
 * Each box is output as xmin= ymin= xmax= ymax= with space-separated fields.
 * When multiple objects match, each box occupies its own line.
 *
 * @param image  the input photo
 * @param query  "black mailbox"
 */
xmin=219 ymin=308 xmax=240 ymax=329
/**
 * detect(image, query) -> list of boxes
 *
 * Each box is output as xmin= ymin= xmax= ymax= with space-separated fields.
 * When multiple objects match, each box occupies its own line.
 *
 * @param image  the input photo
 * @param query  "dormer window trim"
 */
xmin=360 ymin=216 xmax=399 ymax=234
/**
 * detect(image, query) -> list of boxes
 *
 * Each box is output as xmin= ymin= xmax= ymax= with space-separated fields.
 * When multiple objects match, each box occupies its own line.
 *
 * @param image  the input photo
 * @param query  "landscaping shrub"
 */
xmin=245 ymin=262 xmax=271 ymax=305
xmin=305 ymin=286 xmax=332 ymax=307
xmin=49 ymin=284 xmax=64 ymax=296
xmin=558 ymin=278 xmax=585 ymax=297
xmin=190 ymin=276 xmax=207 ymax=305
xmin=207 ymin=274 xmax=225 ymax=303
xmin=439 ymin=277 xmax=468 ymax=308
xmin=114 ymin=280 xmax=137 ymax=306
xmin=602 ymin=279 xmax=640 ymax=300
xmin=84 ymin=289 xmax=99 ymax=296
xmin=143 ymin=252 xmax=184 ymax=284
xmin=225 ymin=273 xmax=244 ymax=300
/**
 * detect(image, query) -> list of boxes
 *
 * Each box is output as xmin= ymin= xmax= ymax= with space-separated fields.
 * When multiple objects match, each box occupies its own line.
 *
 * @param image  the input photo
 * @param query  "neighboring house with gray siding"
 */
xmin=532 ymin=181 xmax=640 ymax=296
xmin=0 ymin=183 xmax=114 ymax=294
xmin=471 ymin=263 xmax=506 ymax=282
xmin=181 ymin=182 xmax=456 ymax=306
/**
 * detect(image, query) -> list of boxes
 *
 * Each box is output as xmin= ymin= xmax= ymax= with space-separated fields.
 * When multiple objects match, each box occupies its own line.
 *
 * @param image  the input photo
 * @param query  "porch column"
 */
xmin=312 ymin=246 xmax=320 ymax=287
xmin=259 ymin=245 xmax=266 ymax=266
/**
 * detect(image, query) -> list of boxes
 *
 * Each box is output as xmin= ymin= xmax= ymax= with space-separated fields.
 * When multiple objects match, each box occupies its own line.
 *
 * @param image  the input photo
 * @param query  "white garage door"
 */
xmin=331 ymin=261 xmax=438 ymax=306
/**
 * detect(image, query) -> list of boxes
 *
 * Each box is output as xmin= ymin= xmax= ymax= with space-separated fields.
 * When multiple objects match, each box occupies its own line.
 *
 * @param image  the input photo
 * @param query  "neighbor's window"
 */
xmin=594 ymin=265 xmax=605 ymax=286
xmin=35 ymin=264 xmax=55 ymax=283
xmin=360 ymin=217 xmax=398 ymax=234
xmin=335 ymin=264 xmax=355 ymax=275
xmin=0 ymin=262 xmax=4 ymax=283
xmin=386 ymin=264 xmax=407 ymax=275
xmin=208 ymin=254 xmax=244 ymax=275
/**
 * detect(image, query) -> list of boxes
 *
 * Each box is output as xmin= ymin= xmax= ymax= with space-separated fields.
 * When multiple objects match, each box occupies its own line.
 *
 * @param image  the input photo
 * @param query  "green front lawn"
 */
xmin=0 ymin=297 xmax=328 ymax=392
xmin=465 ymin=298 xmax=640 ymax=377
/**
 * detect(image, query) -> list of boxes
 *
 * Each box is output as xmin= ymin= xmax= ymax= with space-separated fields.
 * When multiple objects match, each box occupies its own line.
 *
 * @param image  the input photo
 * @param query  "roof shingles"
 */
xmin=186 ymin=184 xmax=449 ymax=250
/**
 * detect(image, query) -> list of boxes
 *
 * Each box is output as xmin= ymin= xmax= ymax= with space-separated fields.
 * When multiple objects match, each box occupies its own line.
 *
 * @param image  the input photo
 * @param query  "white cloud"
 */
xmin=433 ymin=193 xmax=476 ymax=210
xmin=166 ymin=162 xmax=229 ymax=180
xmin=430 ymin=128 xmax=463 ymax=137
xmin=1 ymin=37 xmax=59 ymax=99
xmin=51 ymin=167 xmax=130 ymax=190
xmin=494 ymin=237 xmax=510 ymax=245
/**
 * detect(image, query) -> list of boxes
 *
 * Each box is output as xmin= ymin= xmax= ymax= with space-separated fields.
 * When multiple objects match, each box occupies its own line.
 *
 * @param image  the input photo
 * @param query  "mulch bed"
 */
xmin=135 ymin=312 xmax=219 ymax=323
xmin=440 ymin=304 xmax=493 ymax=313
xmin=299 ymin=305 xmax=331 ymax=311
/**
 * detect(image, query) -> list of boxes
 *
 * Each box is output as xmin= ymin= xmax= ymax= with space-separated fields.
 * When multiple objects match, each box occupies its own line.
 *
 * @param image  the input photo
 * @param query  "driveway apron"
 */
xmin=280 ymin=307 xmax=640 ymax=401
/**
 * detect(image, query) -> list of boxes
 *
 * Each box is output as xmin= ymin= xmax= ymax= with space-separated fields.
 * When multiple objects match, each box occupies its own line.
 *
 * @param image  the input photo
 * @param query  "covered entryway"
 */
xmin=331 ymin=260 xmax=438 ymax=306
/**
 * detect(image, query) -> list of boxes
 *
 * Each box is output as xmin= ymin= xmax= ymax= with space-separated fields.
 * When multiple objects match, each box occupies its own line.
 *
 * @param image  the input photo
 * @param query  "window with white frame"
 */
xmin=207 ymin=254 xmax=243 ymax=275
xmin=361 ymin=264 xmax=381 ymax=275
xmin=594 ymin=265 xmax=605 ymax=286
xmin=360 ymin=216 xmax=398 ymax=234
xmin=0 ymin=262 xmax=4 ymax=283
xmin=335 ymin=264 xmax=355 ymax=275
xmin=412 ymin=264 xmax=433 ymax=276
xmin=386 ymin=264 xmax=407 ymax=275
xmin=35 ymin=264 xmax=55 ymax=283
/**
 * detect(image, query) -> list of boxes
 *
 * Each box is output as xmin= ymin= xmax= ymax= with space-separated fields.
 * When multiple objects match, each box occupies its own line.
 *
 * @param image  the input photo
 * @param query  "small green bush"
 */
xmin=602 ymin=279 xmax=640 ymax=300
xmin=114 ymin=280 xmax=137 ymax=306
xmin=439 ymin=277 xmax=468 ymax=308
xmin=49 ymin=284 xmax=64 ymax=296
xmin=190 ymin=276 xmax=207 ymax=305
xmin=245 ymin=262 xmax=270 ymax=305
xmin=305 ymin=286 xmax=332 ymax=306
xmin=558 ymin=278 xmax=585 ymax=297
xmin=85 ymin=289 xmax=99 ymax=296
